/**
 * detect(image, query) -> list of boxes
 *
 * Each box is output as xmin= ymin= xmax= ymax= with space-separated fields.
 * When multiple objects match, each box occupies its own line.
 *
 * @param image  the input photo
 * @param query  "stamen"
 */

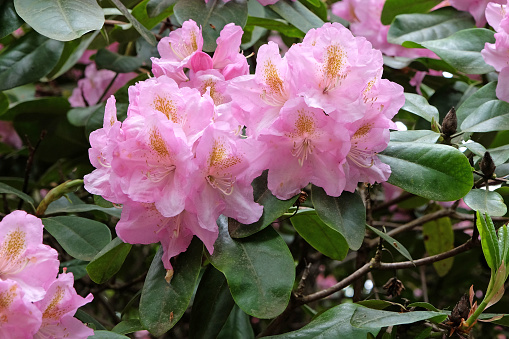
xmin=292 ymin=139 xmax=314 ymax=166
xmin=207 ymin=174 xmax=235 ymax=195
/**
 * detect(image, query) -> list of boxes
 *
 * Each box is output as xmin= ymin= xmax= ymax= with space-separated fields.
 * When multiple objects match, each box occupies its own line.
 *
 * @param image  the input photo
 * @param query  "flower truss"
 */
xmin=85 ymin=20 xmax=404 ymax=270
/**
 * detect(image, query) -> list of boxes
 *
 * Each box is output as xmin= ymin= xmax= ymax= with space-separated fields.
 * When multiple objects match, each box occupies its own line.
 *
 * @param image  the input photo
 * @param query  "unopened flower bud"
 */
xmin=480 ymin=152 xmax=496 ymax=178
xmin=383 ymin=277 xmax=405 ymax=298
xmin=441 ymin=107 xmax=457 ymax=137
xmin=449 ymin=293 xmax=470 ymax=327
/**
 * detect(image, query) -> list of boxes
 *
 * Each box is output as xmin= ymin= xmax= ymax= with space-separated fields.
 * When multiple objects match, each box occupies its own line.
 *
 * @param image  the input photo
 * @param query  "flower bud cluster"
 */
xmin=0 ymin=211 xmax=93 ymax=338
xmin=85 ymin=20 xmax=404 ymax=269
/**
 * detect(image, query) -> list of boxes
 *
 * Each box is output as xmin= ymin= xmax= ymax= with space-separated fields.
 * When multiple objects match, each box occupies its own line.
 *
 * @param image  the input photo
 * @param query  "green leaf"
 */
xmin=356 ymin=300 xmax=404 ymax=310
xmin=381 ymin=0 xmax=443 ymax=25
xmin=208 ymin=216 xmax=295 ymax=319
xmin=0 ymin=182 xmax=35 ymax=210
xmin=367 ymin=225 xmax=413 ymax=262
xmin=189 ymin=265 xmax=235 ymax=339
xmin=44 ymin=193 xmax=121 ymax=218
xmin=378 ymin=142 xmax=473 ymax=201
xmin=488 ymin=144 xmax=509 ymax=166
xmin=131 ymin=0 xmax=175 ymax=30
xmin=0 ymin=32 xmax=64 ymax=91
xmin=217 ymin=305 xmax=255 ymax=339
xmin=291 ymin=210 xmax=349 ymax=260
xmin=13 ymin=0 xmax=104 ymax=41
xmin=75 ymin=309 xmax=107 ymax=330
xmin=229 ymin=171 xmax=298 ymax=238
xmin=111 ymin=319 xmax=144 ymax=335
xmin=0 ymin=92 xmax=8 ymax=116
xmin=407 ymin=302 xmax=439 ymax=312
xmin=422 ymin=206 xmax=454 ymax=277
xmin=351 ymin=307 xmax=447 ymax=329
xmin=86 ymin=238 xmax=132 ymax=284
xmin=139 ymin=240 xmax=202 ymax=336
xmin=42 ymin=216 xmax=112 ymax=261
xmin=417 ymin=29 xmax=495 ymax=74
xmin=401 ymin=93 xmax=439 ymax=122
xmin=88 ymin=331 xmax=130 ymax=339
xmin=246 ymin=17 xmax=304 ymax=38
xmin=146 ymin=0 xmax=176 ymax=18
xmin=387 ymin=8 xmax=474 ymax=46
xmin=457 ymin=82 xmax=509 ymax=133
xmin=390 ymin=130 xmax=440 ymax=143
xmin=497 ymin=225 xmax=509 ymax=276
xmin=269 ymin=0 xmax=324 ymax=35
xmin=67 ymin=104 xmax=103 ymax=127
xmin=311 ymin=186 xmax=366 ymax=251
xmin=110 ymin=0 xmax=157 ymax=46
xmin=476 ymin=212 xmax=501 ymax=271
xmin=95 ymin=48 xmax=144 ymax=73
xmin=0 ymin=0 xmax=23 ymax=39
xmin=464 ymin=189 xmax=507 ymax=217
xmin=174 ymin=0 xmax=248 ymax=52
xmin=265 ymin=303 xmax=379 ymax=339
xmin=60 ymin=259 xmax=88 ymax=280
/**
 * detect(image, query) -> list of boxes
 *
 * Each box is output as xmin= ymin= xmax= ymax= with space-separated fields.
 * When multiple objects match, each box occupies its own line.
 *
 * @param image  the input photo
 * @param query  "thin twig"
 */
xmin=18 ymin=131 xmax=46 ymax=210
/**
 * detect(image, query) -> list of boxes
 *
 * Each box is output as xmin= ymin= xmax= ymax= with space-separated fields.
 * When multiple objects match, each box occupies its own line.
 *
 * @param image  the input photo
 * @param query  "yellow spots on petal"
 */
xmin=0 ymin=284 xmax=17 ymax=313
xmin=0 ymin=229 xmax=26 ymax=263
xmin=288 ymin=110 xmax=318 ymax=166
xmin=201 ymin=79 xmax=223 ymax=105
xmin=320 ymin=44 xmax=347 ymax=93
xmin=208 ymin=139 xmax=241 ymax=170
xmin=110 ymin=116 xmax=116 ymax=127
xmin=263 ymin=60 xmax=285 ymax=95
xmin=153 ymin=95 xmax=180 ymax=123
xmin=353 ymin=123 xmax=373 ymax=140
xmin=149 ymin=128 xmax=170 ymax=158
xmin=363 ymin=77 xmax=379 ymax=105
xmin=42 ymin=286 xmax=65 ymax=321
xmin=190 ymin=31 xmax=198 ymax=52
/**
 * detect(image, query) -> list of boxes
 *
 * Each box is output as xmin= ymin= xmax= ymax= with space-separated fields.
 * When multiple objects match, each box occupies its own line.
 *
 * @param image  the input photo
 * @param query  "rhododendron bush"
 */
xmin=1 ymin=0 xmax=509 ymax=338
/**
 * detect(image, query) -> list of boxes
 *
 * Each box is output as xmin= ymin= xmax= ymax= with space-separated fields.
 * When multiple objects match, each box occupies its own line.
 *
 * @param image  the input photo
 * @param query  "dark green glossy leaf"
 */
xmin=111 ymin=319 xmax=144 ymax=335
xmin=13 ymin=0 xmax=103 ymax=41
xmin=422 ymin=206 xmax=454 ymax=277
xmin=75 ymin=309 xmax=107 ymax=330
xmin=209 ymin=216 xmax=294 ymax=319
xmin=87 ymin=238 xmax=132 ymax=284
xmin=417 ymin=29 xmax=495 ymax=74
xmin=246 ymin=17 xmax=304 ymax=38
xmin=390 ymin=130 xmax=440 ymax=143
xmin=266 ymin=303 xmax=379 ymax=339
xmin=311 ymin=186 xmax=366 ymax=251
xmin=95 ymin=48 xmax=144 ymax=73
xmin=67 ymin=104 xmax=103 ymax=127
xmin=350 ymin=307 xmax=446 ymax=329
xmin=356 ymin=300 xmax=404 ymax=310
xmin=378 ymin=142 xmax=473 ymax=201
xmin=0 ymin=0 xmax=23 ymax=39
xmin=488 ymin=144 xmax=509 ymax=166
xmin=140 ymin=240 xmax=202 ymax=336
xmin=0 ymin=32 xmax=64 ymax=91
xmin=0 ymin=92 xmax=8 ymax=116
xmin=229 ymin=171 xmax=298 ymax=238
xmin=44 ymin=193 xmax=121 ymax=218
xmin=132 ymin=0 xmax=175 ymax=30
xmin=217 ymin=305 xmax=255 ymax=339
xmin=464 ymin=189 xmax=507 ymax=217
xmin=402 ymin=93 xmax=439 ymax=122
xmin=269 ymin=0 xmax=324 ymax=35
xmin=498 ymin=225 xmax=509 ymax=273
xmin=387 ymin=8 xmax=474 ymax=46
xmin=407 ymin=302 xmax=439 ymax=312
xmin=146 ymin=0 xmax=176 ymax=18
xmin=291 ymin=210 xmax=349 ymax=260
xmin=110 ymin=0 xmax=157 ymax=46
xmin=60 ymin=259 xmax=88 ymax=280
xmin=457 ymin=82 xmax=509 ymax=133
xmin=174 ymin=0 xmax=248 ymax=52
xmin=476 ymin=212 xmax=500 ymax=271
xmin=88 ymin=331 xmax=130 ymax=339
xmin=189 ymin=265 xmax=235 ymax=339
xmin=381 ymin=0 xmax=443 ymax=25
xmin=42 ymin=216 xmax=112 ymax=261
xmin=367 ymin=225 xmax=413 ymax=262
xmin=0 ymin=182 xmax=34 ymax=210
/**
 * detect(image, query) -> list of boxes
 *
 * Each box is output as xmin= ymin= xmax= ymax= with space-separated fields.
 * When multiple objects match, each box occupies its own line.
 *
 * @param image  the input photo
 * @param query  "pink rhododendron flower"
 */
xmin=0 ymin=121 xmax=22 ymax=149
xmin=450 ymin=0 xmax=506 ymax=26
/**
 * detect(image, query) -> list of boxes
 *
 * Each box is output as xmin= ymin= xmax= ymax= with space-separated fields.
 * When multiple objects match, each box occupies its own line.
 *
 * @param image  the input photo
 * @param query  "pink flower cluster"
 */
xmin=0 ymin=211 xmax=93 ymax=338
xmin=85 ymin=20 xmax=404 ymax=269
xmin=450 ymin=0 xmax=506 ymax=26
xmin=482 ymin=1 xmax=509 ymax=102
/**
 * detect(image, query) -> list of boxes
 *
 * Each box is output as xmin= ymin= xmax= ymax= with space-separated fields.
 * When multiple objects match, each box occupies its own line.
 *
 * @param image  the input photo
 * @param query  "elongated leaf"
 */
xmin=387 ymin=8 xmax=474 ymax=45
xmin=390 ymin=130 xmax=440 ymax=143
xmin=140 ymin=240 xmax=202 ymax=336
xmin=88 ymin=331 xmax=129 ymax=339
xmin=457 ymin=82 xmax=509 ymax=133
xmin=367 ymin=225 xmax=413 ymax=262
xmin=476 ymin=212 xmax=500 ymax=271
xmin=265 ymin=303 xmax=379 ymax=339
xmin=311 ymin=186 xmax=366 ymax=251
xmin=497 ymin=225 xmax=509 ymax=276
xmin=229 ymin=171 xmax=298 ymax=238
xmin=42 ymin=216 xmax=112 ymax=261
xmin=67 ymin=104 xmax=103 ymax=127
xmin=146 ymin=0 xmax=176 ymax=18
xmin=217 ymin=305 xmax=255 ymax=339
xmin=0 ymin=0 xmax=23 ymax=39
xmin=246 ymin=17 xmax=304 ymax=38
xmin=0 ymin=32 xmax=64 ymax=91
xmin=44 ymin=193 xmax=121 ymax=218
xmin=0 ymin=182 xmax=34 ymax=209
xmin=356 ymin=300 xmax=404 ymax=310
xmin=110 ymin=0 xmax=157 ymax=46
xmin=75 ymin=309 xmax=107 ymax=330
xmin=488 ymin=144 xmax=509 ymax=166
xmin=291 ymin=210 xmax=349 ymax=260
xmin=417 ymin=29 xmax=495 ymax=74
xmin=381 ymin=0 xmax=443 ymax=25
xmin=401 ymin=93 xmax=439 ymax=122
xmin=378 ymin=142 xmax=473 ymax=201
xmin=407 ymin=302 xmax=439 ymax=312
xmin=174 ymin=0 xmax=248 ymax=52
xmin=422 ymin=206 xmax=454 ymax=277
xmin=0 ymin=92 xmax=8 ymax=117
xmin=14 ymin=0 xmax=103 ymax=41
xmin=189 ymin=265 xmax=235 ymax=339
xmin=269 ymin=0 xmax=324 ymax=35
xmin=95 ymin=48 xmax=144 ymax=73
xmin=87 ymin=238 xmax=132 ymax=284
xmin=351 ymin=307 xmax=447 ymax=329
xmin=131 ymin=0 xmax=175 ymax=30
xmin=464 ymin=189 xmax=507 ymax=217
xmin=209 ymin=216 xmax=294 ymax=319
xmin=111 ymin=319 xmax=144 ymax=335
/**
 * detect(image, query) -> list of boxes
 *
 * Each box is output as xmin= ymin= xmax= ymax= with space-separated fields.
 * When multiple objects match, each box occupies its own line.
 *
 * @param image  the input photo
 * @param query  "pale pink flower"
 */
xmin=0 ymin=211 xmax=59 ymax=302
xmin=33 ymin=272 xmax=94 ymax=339
xmin=485 ymin=1 xmax=509 ymax=31
xmin=184 ymin=69 xmax=230 ymax=107
xmin=0 ymin=121 xmax=22 ymax=149
xmin=450 ymin=0 xmax=506 ymax=26
xmin=212 ymin=23 xmax=249 ymax=79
